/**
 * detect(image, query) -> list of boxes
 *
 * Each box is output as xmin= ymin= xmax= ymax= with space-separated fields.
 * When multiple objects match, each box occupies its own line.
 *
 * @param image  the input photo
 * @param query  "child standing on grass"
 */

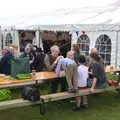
xmin=74 ymin=55 xmax=89 ymax=111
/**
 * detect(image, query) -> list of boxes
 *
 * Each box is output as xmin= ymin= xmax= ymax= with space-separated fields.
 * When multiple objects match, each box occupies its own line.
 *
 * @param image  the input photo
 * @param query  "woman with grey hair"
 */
xmin=21 ymin=44 xmax=36 ymax=71
xmin=44 ymin=45 xmax=66 ymax=93
xmin=44 ymin=45 xmax=63 ymax=71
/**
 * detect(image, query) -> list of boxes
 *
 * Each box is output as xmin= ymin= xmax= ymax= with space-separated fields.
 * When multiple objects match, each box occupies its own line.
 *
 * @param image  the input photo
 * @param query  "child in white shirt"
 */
xmin=74 ymin=55 xmax=89 ymax=111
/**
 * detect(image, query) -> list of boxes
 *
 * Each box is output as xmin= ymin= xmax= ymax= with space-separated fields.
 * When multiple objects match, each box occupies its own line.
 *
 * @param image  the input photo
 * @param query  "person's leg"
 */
xmin=82 ymin=96 xmax=88 ymax=108
xmin=66 ymin=65 xmax=73 ymax=89
xmin=51 ymin=79 xmax=59 ymax=93
xmin=60 ymin=78 xmax=68 ymax=92
xmin=72 ymin=64 xmax=78 ymax=89
xmin=73 ymin=96 xmax=81 ymax=111
xmin=76 ymin=96 xmax=81 ymax=107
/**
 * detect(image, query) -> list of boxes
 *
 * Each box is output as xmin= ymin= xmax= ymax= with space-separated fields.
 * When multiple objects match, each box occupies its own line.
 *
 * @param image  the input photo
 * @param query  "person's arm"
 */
xmin=90 ymin=63 xmax=98 ymax=91
xmin=91 ymin=77 xmax=97 ymax=91
xmin=44 ymin=54 xmax=57 ymax=71
xmin=0 ymin=55 xmax=7 ymax=67
xmin=55 ymin=59 xmax=62 ymax=77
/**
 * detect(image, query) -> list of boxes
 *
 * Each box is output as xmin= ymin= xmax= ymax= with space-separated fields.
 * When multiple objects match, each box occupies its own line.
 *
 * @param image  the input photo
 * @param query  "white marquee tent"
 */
xmin=1 ymin=0 xmax=120 ymax=67
xmin=1 ymin=0 xmax=120 ymax=29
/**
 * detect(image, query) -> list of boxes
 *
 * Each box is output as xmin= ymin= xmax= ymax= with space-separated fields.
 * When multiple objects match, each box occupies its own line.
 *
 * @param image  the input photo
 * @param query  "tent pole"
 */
xmin=115 ymin=30 xmax=119 ymax=67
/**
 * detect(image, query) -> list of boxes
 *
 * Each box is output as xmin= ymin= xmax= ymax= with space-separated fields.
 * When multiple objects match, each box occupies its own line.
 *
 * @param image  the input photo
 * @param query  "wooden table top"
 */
xmin=0 ymin=68 xmax=120 ymax=88
xmin=0 ymin=72 xmax=57 ymax=85
xmin=105 ymin=68 xmax=120 ymax=73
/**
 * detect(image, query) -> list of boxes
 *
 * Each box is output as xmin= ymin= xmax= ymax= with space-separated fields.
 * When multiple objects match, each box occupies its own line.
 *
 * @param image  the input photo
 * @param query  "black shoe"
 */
xmin=68 ymin=88 xmax=77 ymax=93
xmin=80 ymin=104 xmax=88 ymax=108
xmin=116 ymin=88 xmax=120 ymax=92
xmin=73 ymin=106 xmax=81 ymax=111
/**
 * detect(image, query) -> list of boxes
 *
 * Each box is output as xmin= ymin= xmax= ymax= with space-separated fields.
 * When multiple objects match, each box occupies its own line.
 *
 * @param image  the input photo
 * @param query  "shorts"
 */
xmin=76 ymin=86 xmax=87 ymax=98
xmin=77 ymin=86 xmax=87 ymax=90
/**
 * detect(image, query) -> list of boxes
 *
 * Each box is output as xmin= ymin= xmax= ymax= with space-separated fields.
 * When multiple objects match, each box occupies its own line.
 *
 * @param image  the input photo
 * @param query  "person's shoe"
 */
xmin=73 ymin=106 xmax=81 ymax=111
xmin=68 ymin=88 xmax=76 ymax=93
xmin=80 ymin=104 xmax=88 ymax=108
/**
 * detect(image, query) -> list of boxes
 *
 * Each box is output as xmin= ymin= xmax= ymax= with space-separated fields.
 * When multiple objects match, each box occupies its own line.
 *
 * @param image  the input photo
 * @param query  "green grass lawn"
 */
xmin=0 ymin=73 xmax=119 ymax=120
xmin=0 ymin=91 xmax=120 ymax=120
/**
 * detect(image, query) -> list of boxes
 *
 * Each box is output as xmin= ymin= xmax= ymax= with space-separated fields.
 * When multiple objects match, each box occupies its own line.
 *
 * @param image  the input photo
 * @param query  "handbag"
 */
xmin=22 ymin=87 xmax=40 ymax=101
xmin=87 ymin=78 xmax=93 ymax=88
xmin=11 ymin=57 xmax=30 ymax=78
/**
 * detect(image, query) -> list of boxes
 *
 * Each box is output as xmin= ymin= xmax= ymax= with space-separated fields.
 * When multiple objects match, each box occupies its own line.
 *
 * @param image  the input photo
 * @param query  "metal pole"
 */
xmin=115 ymin=31 xmax=119 ymax=67
xmin=0 ymin=26 xmax=1 ymax=50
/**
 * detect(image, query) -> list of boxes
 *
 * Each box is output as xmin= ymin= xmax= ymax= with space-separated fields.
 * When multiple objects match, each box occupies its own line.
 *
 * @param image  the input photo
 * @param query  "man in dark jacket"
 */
xmin=33 ymin=48 xmax=45 ymax=72
xmin=0 ymin=49 xmax=14 ymax=75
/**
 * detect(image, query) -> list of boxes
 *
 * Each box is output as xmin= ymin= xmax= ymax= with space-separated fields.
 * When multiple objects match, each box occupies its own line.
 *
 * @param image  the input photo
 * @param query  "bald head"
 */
xmin=91 ymin=48 xmax=98 ymax=53
xmin=66 ymin=51 xmax=74 ymax=59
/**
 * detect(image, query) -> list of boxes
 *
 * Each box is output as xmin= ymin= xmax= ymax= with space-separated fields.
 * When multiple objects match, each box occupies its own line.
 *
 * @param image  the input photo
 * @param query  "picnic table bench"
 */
xmin=0 ymin=70 xmax=119 ymax=115
xmin=0 ymin=86 xmax=115 ymax=115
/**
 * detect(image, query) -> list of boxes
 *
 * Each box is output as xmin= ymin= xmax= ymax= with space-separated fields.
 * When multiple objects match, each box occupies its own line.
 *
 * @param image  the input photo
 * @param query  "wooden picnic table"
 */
xmin=0 ymin=72 xmax=57 ymax=89
xmin=105 ymin=68 xmax=120 ymax=81
xmin=0 ymin=67 xmax=120 ymax=89
xmin=105 ymin=68 xmax=120 ymax=73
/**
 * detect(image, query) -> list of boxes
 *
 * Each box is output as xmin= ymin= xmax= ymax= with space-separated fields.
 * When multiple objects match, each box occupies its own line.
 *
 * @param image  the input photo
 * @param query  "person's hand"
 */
xmin=54 ymin=57 xmax=60 ymax=64
xmin=88 ymin=72 xmax=92 ymax=74
xmin=58 ymin=56 xmax=64 ymax=60
xmin=54 ymin=60 xmax=58 ymax=65
xmin=29 ymin=60 xmax=33 ymax=64
xmin=54 ymin=56 xmax=64 ymax=65
xmin=59 ymin=71 xmax=65 ymax=77
xmin=56 ymin=56 xmax=64 ymax=62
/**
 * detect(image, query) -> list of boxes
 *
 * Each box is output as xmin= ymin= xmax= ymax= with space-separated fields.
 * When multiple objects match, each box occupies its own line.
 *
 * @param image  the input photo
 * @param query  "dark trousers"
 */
xmin=51 ymin=78 xmax=68 ymax=93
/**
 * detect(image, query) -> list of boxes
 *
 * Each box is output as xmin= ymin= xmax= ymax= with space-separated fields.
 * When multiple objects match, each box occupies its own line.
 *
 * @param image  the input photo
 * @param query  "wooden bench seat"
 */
xmin=0 ymin=87 xmax=114 ymax=111
xmin=0 ymin=99 xmax=41 ymax=110
xmin=40 ymin=87 xmax=114 ymax=102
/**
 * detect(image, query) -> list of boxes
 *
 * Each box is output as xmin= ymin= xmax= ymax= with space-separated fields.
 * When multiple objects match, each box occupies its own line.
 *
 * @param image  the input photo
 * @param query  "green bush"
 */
xmin=0 ymin=89 xmax=12 ymax=101
xmin=106 ymin=73 xmax=119 ymax=81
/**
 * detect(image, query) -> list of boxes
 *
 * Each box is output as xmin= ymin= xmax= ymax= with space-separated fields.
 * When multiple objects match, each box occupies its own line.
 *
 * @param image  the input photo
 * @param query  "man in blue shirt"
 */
xmin=55 ymin=51 xmax=77 ymax=92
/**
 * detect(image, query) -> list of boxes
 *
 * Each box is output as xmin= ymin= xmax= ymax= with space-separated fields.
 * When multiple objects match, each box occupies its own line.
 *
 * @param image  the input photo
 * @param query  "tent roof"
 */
xmin=1 ymin=0 xmax=120 ymax=30
xmin=19 ymin=24 xmax=120 ymax=32
xmin=3 ymin=24 xmax=120 ymax=32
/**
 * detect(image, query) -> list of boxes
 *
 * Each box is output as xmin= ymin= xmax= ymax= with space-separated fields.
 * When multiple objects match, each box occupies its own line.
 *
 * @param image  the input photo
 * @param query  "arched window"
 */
xmin=95 ymin=34 xmax=111 ymax=65
xmin=5 ymin=33 xmax=12 ymax=46
xmin=77 ymin=34 xmax=90 ymax=55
